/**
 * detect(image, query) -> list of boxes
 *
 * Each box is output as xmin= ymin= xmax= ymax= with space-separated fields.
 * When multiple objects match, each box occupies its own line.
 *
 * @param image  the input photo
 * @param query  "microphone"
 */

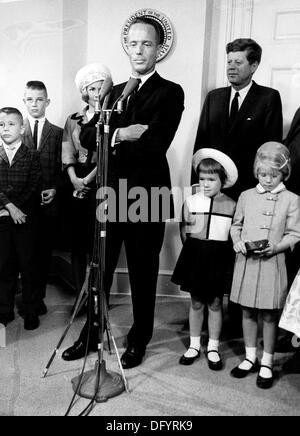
xmin=95 ymin=76 xmax=113 ymax=116
xmin=99 ymin=76 xmax=113 ymax=102
xmin=116 ymin=77 xmax=141 ymax=113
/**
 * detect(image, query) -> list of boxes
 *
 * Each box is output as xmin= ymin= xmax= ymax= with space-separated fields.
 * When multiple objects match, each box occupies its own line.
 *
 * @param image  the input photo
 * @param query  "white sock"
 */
xmin=260 ymin=351 xmax=273 ymax=378
xmin=184 ymin=336 xmax=200 ymax=358
xmin=207 ymin=338 xmax=220 ymax=362
xmin=238 ymin=346 xmax=257 ymax=370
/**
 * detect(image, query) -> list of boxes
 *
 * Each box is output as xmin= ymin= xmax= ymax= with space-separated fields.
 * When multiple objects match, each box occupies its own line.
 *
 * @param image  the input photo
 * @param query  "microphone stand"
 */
xmin=41 ymin=96 xmax=128 ymax=415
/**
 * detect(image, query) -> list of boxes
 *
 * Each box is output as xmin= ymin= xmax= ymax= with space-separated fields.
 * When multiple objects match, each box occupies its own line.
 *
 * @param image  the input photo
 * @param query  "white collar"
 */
xmin=3 ymin=140 xmax=22 ymax=151
xmin=231 ymin=80 xmax=253 ymax=99
xmin=256 ymin=182 xmax=286 ymax=194
xmin=28 ymin=115 xmax=46 ymax=125
xmin=131 ymin=70 xmax=156 ymax=88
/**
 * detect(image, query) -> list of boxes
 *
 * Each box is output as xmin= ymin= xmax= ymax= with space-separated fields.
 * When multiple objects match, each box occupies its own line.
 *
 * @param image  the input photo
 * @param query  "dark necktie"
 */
xmin=33 ymin=120 xmax=39 ymax=149
xmin=127 ymin=78 xmax=141 ymax=109
xmin=229 ymin=91 xmax=240 ymax=125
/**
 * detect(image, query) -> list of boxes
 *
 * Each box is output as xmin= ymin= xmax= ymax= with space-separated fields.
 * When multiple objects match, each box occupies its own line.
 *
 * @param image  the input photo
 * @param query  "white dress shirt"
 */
xmin=28 ymin=115 xmax=46 ymax=149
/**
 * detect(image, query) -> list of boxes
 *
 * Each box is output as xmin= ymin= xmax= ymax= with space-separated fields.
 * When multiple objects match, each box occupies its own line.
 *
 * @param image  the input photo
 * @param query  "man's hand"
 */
xmin=41 ymin=188 xmax=56 ymax=205
xmin=5 ymin=203 xmax=27 ymax=224
xmin=233 ymin=240 xmax=247 ymax=255
xmin=117 ymin=124 xmax=149 ymax=142
xmin=70 ymin=176 xmax=91 ymax=193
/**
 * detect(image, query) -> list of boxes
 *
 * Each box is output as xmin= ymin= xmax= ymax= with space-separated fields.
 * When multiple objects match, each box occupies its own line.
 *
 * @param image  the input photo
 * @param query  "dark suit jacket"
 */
xmin=23 ymin=118 xmax=63 ymax=216
xmin=285 ymin=107 xmax=300 ymax=196
xmin=193 ymin=81 xmax=283 ymax=199
xmin=107 ymin=72 xmax=184 ymax=220
xmin=0 ymin=143 xmax=41 ymax=216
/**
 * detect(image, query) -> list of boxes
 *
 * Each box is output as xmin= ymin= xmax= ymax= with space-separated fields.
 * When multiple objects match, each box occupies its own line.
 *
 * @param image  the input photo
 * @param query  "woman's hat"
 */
xmin=254 ymin=141 xmax=291 ymax=181
xmin=75 ymin=63 xmax=112 ymax=93
xmin=192 ymin=148 xmax=238 ymax=188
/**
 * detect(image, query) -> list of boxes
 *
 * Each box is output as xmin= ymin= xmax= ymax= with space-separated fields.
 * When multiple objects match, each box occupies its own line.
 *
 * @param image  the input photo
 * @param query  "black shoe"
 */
xmin=61 ymin=340 xmax=98 ymax=361
xmin=256 ymin=365 xmax=274 ymax=389
xmin=282 ymin=350 xmax=300 ymax=374
xmin=0 ymin=311 xmax=15 ymax=326
xmin=121 ymin=345 xmax=145 ymax=369
xmin=179 ymin=347 xmax=200 ymax=365
xmin=207 ymin=350 xmax=223 ymax=371
xmin=275 ymin=336 xmax=296 ymax=353
xmin=230 ymin=358 xmax=259 ymax=378
xmin=36 ymin=301 xmax=47 ymax=316
xmin=24 ymin=314 xmax=40 ymax=330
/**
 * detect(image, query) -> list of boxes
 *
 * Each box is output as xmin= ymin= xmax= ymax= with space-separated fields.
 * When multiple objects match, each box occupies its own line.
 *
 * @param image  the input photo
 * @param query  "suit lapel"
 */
xmin=23 ymin=118 xmax=35 ymax=149
xmin=0 ymin=144 xmax=9 ymax=165
xmin=220 ymin=87 xmax=231 ymax=135
xmin=126 ymin=72 xmax=160 ymax=116
xmin=10 ymin=143 xmax=28 ymax=167
xmin=39 ymin=119 xmax=51 ymax=152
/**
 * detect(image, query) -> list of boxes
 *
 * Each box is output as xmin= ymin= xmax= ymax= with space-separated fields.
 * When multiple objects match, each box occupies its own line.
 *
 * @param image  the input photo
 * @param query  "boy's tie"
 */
xmin=229 ymin=91 xmax=240 ymax=125
xmin=33 ymin=119 xmax=39 ymax=149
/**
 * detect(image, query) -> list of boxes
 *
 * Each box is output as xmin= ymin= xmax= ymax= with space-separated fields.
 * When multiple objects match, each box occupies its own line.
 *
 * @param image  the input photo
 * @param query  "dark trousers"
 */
xmin=80 ymin=220 xmax=165 ymax=350
xmin=0 ymin=216 xmax=37 ymax=316
xmin=35 ymin=210 xmax=58 ymax=301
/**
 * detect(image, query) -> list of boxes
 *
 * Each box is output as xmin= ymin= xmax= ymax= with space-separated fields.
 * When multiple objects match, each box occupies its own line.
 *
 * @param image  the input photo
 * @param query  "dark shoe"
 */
xmin=256 ymin=365 xmax=274 ymax=389
xmin=24 ymin=314 xmax=40 ymax=330
xmin=207 ymin=350 xmax=223 ymax=371
xmin=179 ymin=347 xmax=200 ymax=365
xmin=275 ymin=336 xmax=296 ymax=353
xmin=230 ymin=358 xmax=259 ymax=378
xmin=282 ymin=350 xmax=300 ymax=374
xmin=0 ymin=311 xmax=15 ymax=326
xmin=121 ymin=345 xmax=145 ymax=369
xmin=36 ymin=301 xmax=47 ymax=316
xmin=61 ymin=340 xmax=98 ymax=361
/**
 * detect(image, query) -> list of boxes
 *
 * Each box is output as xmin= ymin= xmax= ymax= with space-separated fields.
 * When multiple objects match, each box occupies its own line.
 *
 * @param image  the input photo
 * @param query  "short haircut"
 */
xmin=129 ymin=17 xmax=164 ymax=45
xmin=0 ymin=107 xmax=23 ymax=123
xmin=226 ymin=38 xmax=262 ymax=64
xmin=198 ymin=158 xmax=227 ymax=187
xmin=25 ymin=80 xmax=48 ymax=97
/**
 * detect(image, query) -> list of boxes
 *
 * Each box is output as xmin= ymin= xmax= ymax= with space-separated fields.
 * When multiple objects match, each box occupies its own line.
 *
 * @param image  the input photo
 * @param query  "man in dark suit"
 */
xmin=0 ymin=107 xmax=41 ymax=329
xmin=23 ymin=81 xmax=63 ymax=315
xmin=62 ymin=17 xmax=184 ymax=368
xmin=193 ymin=38 xmax=283 ymax=201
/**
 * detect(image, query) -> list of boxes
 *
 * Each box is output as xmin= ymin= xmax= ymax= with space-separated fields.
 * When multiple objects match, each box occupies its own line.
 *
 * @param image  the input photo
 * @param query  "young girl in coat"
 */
xmin=230 ymin=142 xmax=300 ymax=388
xmin=172 ymin=149 xmax=237 ymax=370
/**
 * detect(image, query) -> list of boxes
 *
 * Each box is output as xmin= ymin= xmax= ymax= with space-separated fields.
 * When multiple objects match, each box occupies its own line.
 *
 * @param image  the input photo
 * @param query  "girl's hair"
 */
xmin=253 ymin=149 xmax=291 ymax=181
xmin=197 ymin=158 xmax=227 ymax=186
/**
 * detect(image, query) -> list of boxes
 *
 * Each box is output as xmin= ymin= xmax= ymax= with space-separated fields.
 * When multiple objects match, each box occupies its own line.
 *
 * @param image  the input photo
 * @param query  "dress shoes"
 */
xmin=61 ymin=340 xmax=98 ymax=361
xmin=230 ymin=358 xmax=259 ymax=378
xmin=207 ymin=350 xmax=223 ymax=371
xmin=256 ymin=365 xmax=274 ymax=389
xmin=24 ymin=314 xmax=40 ymax=330
xmin=179 ymin=347 xmax=200 ymax=365
xmin=282 ymin=349 xmax=300 ymax=374
xmin=121 ymin=346 xmax=145 ymax=369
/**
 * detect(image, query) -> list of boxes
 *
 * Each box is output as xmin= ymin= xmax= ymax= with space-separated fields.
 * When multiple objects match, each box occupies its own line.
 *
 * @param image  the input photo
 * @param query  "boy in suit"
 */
xmin=22 ymin=81 xmax=63 ymax=315
xmin=0 ymin=107 xmax=41 ymax=329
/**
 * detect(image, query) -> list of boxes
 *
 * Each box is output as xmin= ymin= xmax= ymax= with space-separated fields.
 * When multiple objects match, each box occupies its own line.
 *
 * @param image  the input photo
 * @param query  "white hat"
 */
xmin=75 ymin=63 xmax=112 ymax=92
xmin=192 ymin=148 xmax=238 ymax=188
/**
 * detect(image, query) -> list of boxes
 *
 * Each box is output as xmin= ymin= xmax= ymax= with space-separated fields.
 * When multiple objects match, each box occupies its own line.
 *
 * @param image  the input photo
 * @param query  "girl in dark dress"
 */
xmin=172 ymin=149 xmax=237 ymax=370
